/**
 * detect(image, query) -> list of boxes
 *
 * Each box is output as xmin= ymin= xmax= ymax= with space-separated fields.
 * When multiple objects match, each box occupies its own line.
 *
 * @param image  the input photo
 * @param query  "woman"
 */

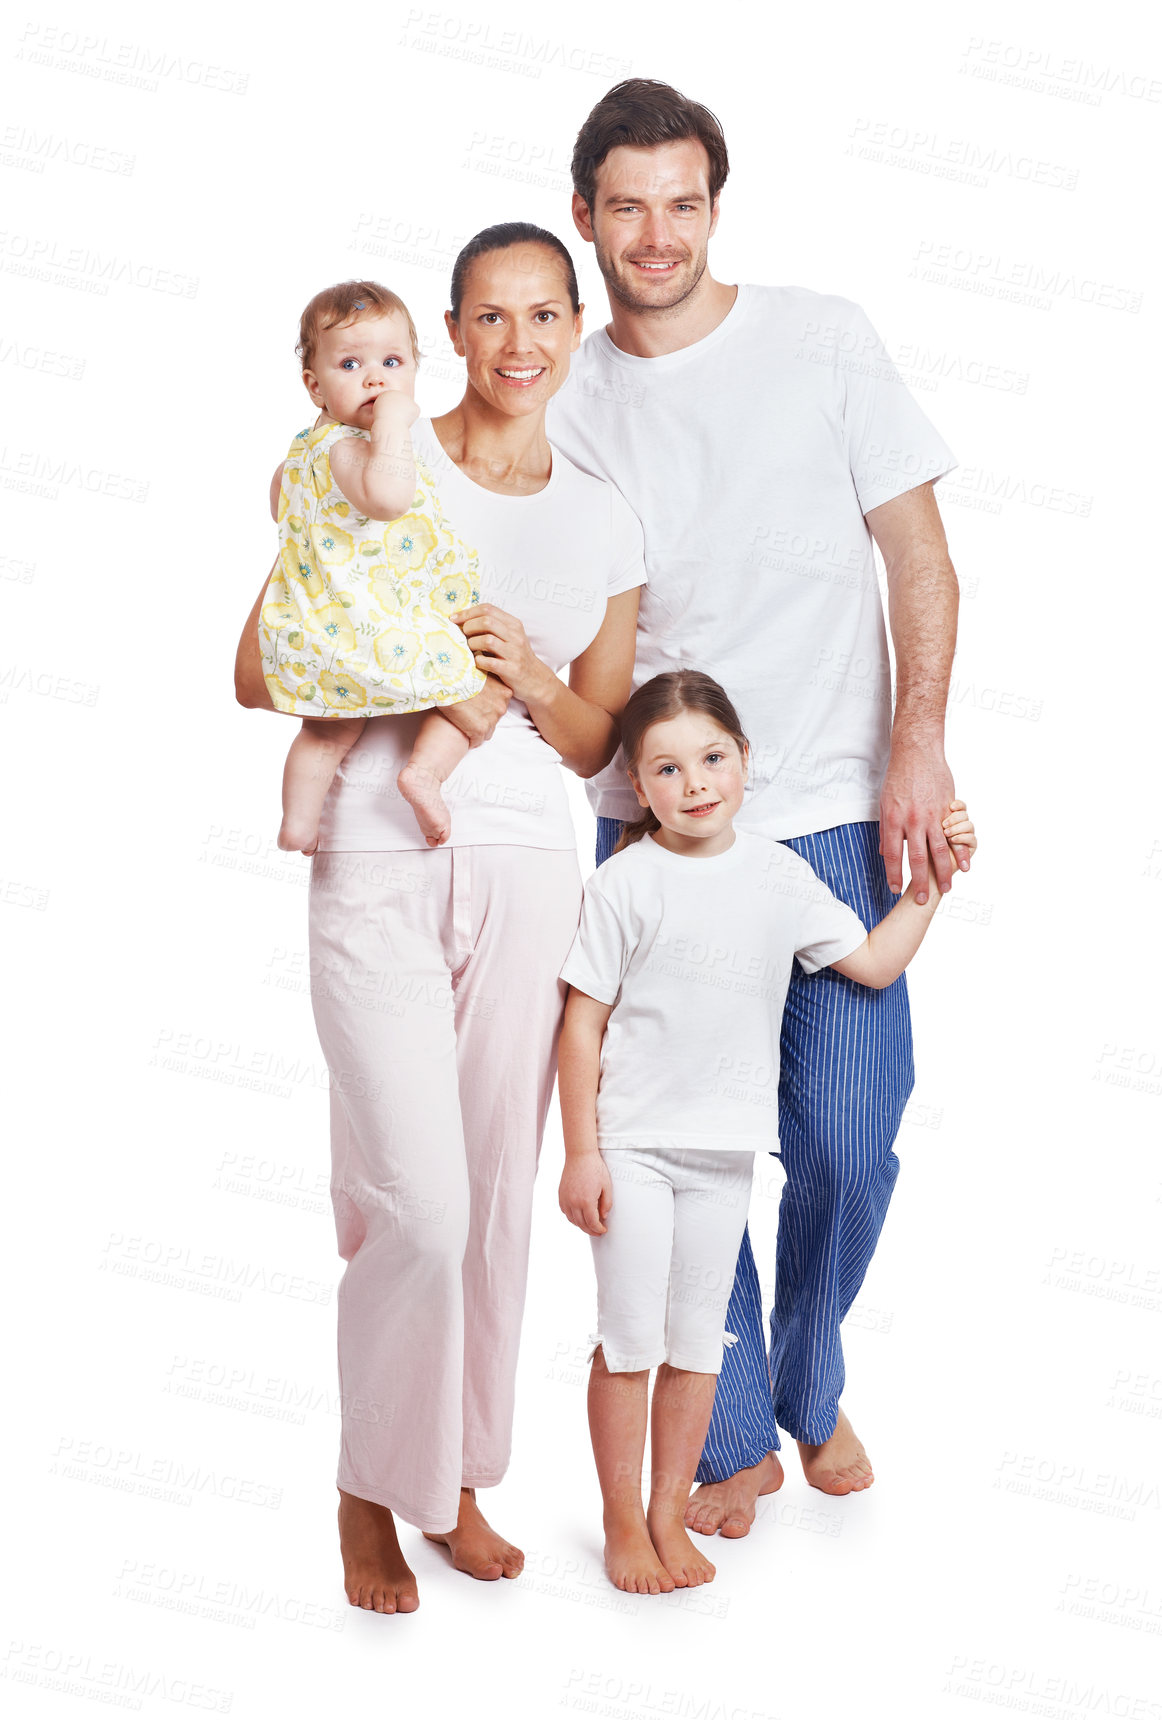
xmin=234 ymin=223 xmax=644 ymax=1614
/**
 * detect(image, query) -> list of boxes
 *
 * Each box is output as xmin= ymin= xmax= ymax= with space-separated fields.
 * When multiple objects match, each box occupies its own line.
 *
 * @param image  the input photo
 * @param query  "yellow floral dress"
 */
xmin=258 ymin=419 xmax=486 ymax=718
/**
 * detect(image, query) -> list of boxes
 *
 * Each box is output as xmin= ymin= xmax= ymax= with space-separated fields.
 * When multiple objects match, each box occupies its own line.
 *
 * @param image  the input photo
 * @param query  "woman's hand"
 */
xmin=452 ymin=603 xmax=552 ymax=703
xmin=559 ymin=1153 xmax=613 ymax=1236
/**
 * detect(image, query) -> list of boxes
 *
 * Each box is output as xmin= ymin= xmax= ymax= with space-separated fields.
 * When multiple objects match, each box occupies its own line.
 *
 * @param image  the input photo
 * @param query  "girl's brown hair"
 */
xmin=296 ymin=281 xmax=420 ymax=373
xmin=614 ymin=670 xmax=749 ymax=852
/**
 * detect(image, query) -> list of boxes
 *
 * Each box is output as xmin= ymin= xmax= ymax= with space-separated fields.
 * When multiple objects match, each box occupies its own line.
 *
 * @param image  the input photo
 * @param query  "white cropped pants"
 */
xmin=590 ymin=1147 xmax=756 ymax=1375
xmin=308 ymin=844 xmax=582 ymax=1533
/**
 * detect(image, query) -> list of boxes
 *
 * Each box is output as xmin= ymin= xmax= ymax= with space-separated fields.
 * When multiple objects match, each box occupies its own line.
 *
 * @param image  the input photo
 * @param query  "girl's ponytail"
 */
xmin=612 ymin=670 xmax=749 ymax=852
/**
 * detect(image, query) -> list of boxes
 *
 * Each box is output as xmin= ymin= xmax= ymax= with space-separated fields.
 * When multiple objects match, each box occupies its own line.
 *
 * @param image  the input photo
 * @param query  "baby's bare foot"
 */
xmin=602 ymin=1511 xmax=677 ymax=1595
xmin=277 ymin=815 xmax=319 ymax=856
xmin=398 ymin=762 xmax=451 ymax=847
xmin=647 ymin=1509 xmax=716 ymax=1587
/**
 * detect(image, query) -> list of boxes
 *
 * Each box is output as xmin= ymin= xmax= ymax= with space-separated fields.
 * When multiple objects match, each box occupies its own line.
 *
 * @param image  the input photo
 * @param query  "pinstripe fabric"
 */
xmin=594 ymin=817 xmax=913 ymax=1475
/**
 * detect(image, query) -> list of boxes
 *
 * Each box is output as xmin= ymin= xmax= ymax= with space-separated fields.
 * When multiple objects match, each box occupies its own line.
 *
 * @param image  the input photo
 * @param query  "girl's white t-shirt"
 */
xmin=547 ymin=284 xmax=958 ymax=839
xmin=317 ymin=419 xmax=646 ymax=852
xmin=560 ymin=830 xmax=867 ymax=1152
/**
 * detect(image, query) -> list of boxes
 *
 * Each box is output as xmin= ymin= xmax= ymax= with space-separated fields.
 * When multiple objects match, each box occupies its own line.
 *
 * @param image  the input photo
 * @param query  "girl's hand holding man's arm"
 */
xmin=557 ymin=988 xmax=614 ymax=1236
xmin=831 ymin=800 xmax=977 ymax=990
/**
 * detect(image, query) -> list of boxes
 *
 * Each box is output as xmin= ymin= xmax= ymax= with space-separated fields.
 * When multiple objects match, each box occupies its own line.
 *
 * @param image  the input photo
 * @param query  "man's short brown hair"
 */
xmin=571 ymin=78 xmax=729 ymax=214
xmin=296 ymin=281 xmax=420 ymax=372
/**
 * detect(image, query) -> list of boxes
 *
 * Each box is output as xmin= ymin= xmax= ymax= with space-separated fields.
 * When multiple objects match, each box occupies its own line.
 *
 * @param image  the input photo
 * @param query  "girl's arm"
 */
xmin=558 ymin=988 xmax=615 ymax=1236
xmin=454 ymin=586 xmax=641 ymax=778
xmin=830 ymin=802 xmax=976 ymax=989
xmin=328 ymin=393 xmax=420 ymax=520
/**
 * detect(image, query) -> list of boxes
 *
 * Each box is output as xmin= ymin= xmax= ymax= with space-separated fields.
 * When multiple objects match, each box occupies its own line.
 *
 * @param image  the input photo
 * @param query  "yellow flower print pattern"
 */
xmin=256 ymin=420 xmax=486 ymax=720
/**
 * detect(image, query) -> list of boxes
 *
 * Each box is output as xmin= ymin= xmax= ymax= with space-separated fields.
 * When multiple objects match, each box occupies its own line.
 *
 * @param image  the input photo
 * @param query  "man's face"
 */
xmin=573 ymin=138 xmax=719 ymax=314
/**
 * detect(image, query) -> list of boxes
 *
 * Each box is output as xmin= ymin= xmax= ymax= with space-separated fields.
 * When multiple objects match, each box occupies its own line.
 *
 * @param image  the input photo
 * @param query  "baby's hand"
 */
xmin=559 ymin=1154 xmax=613 ymax=1236
xmin=942 ymin=799 xmax=977 ymax=872
xmin=371 ymin=390 xmax=420 ymax=433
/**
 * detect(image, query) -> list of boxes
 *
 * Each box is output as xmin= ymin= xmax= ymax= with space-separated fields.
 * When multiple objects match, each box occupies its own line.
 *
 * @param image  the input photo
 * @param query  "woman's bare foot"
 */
xmin=603 ymin=1509 xmax=677 ymax=1595
xmin=398 ymin=762 xmax=451 ymax=847
xmin=338 ymin=1490 xmax=419 ymax=1614
xmin=684 ymin=1448 xmax=784 ymax=1538
xmin=797 ymin=1407 xmax=874 ymax=1494
xmin=277 ymin=816 xmax=319 ymax=856
xmin=647 ymin=1509 xmax=716 ymax=1587
xmin=422 ymin=1487 xmax=524 ymax=1580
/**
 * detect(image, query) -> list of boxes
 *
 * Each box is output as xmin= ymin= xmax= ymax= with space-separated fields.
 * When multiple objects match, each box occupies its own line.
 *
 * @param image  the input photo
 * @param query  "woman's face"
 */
xmin=446 ymin=244 xmax=583 ymax=418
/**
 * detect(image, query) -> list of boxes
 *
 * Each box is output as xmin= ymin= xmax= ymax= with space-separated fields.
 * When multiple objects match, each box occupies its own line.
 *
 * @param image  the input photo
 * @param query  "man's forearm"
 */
xmin=886 ymin=552 xmax=958 ymax=743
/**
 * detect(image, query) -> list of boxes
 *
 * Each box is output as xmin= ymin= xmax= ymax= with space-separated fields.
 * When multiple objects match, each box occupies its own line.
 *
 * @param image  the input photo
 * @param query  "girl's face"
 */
xmin=628 ymin=710 xmax=749 ymax=857
xmin=445 ymin=244 xmax=583 ymax=419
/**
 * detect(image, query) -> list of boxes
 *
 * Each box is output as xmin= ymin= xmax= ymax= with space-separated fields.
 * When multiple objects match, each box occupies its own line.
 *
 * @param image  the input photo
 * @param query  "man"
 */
xmin=547 ymin=78 xmax=962 ymax=1535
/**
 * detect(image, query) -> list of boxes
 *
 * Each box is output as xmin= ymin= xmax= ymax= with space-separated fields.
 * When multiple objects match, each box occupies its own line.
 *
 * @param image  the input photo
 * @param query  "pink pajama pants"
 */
xmin=307 ymin=844 xmax=582 ymax=1533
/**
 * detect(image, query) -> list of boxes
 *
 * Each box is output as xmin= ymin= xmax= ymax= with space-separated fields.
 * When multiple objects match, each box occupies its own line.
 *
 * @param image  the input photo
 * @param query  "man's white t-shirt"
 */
xmin=560 ymin=831 xmax=867 ymax=1152
xmin=317 ymin=419 xmax=645 ymax=851
xmin=547 ymin=285 xmax=957 ymax=840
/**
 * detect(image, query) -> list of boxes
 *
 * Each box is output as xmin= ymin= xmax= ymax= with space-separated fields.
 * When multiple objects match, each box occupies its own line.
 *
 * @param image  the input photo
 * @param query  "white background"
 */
xmin=4 ymin=1 xmax=1161 ymax=1716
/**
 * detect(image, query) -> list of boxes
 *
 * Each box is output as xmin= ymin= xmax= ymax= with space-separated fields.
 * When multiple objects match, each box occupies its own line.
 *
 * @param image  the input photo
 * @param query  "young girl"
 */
xmin=558 ymin=670 xmax=976 ymax=1595
xmin=258 ymin=280 xmax=494 ymax=853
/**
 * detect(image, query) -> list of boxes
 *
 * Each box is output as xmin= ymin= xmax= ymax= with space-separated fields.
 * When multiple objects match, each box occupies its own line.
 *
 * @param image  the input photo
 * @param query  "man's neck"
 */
xmin=605 ymin=275 xmax=739 ymax=359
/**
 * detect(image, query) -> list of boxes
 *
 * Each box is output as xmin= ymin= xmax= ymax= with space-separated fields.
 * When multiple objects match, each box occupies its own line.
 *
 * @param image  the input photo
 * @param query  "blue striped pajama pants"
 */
xmin=594 ymin=818 xmax=913 ymax=1472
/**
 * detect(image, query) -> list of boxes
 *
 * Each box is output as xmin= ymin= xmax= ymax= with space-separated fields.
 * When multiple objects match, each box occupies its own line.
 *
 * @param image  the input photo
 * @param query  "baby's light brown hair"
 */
xmin=296 ymin=281 xmax=420 ymax=372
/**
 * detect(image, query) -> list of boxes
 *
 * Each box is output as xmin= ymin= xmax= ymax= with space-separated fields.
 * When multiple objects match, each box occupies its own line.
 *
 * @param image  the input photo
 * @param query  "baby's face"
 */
xmin=303 ymin=311 xmax=418 ymax=429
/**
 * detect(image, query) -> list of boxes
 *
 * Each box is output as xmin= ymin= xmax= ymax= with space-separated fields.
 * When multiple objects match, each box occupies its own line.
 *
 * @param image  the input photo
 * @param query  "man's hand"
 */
xmin=440 ymin=672 xmax=511 ymax=748
xmin=879 ymin=735 xmax=957 ymax=903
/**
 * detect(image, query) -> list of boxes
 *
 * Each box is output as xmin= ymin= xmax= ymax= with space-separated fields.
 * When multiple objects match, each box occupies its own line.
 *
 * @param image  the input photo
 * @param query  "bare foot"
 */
xmin=797 ymin=1406 xmax=874 ymax=1494
xmin=398 ymin=762 xmax=451 ymax=847
xmin=647 ymin=1509 xmax=716 ymax=1587
xmin=684 ymin=1449 xmax=784 ymax=1538
xmin=338 ymin=1490 xmax=419 ymax=1614
xmin=602 ymin=1510 xmax=677 ymax=1595
xmin=422 ymin=1487 xmax=524 ymax=1580
xmin=277 ymin=817 xmax=319 ymax=856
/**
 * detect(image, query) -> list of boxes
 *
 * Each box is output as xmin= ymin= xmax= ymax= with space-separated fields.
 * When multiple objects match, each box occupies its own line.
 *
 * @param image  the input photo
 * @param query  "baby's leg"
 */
xmin=397 ymin=707 xmax=472 ymax=848
xmin=588 ymin=1150 xmax=677 ymax=1595
xmin=279 ymin=717 xmax=367 ymax=855
xmin=647 ymin=1150 xmax=757 ymax=1585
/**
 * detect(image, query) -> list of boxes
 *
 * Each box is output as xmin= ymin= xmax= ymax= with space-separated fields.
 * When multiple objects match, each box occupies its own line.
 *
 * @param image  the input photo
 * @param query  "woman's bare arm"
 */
xmin=234 ymin=559 xmax=277 ymax=710
xmin=454 ymin=586 xmax=641 ymax=777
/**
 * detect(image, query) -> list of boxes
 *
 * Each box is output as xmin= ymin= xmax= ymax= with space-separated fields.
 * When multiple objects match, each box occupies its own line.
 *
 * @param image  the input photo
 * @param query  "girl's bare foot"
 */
xmin=422 ymin=1487 xmax=524 ymax=1580
xmin=797 ymin=1407 xmax=874 ymax=1494
xmin=397 ymin=762 xmax=451 ymax=847
xmin=338 ymin=1491 xmax=419 ymax=1614
xmin=602 ymin=1509 xmax=677 ymax=1595
xmin=647 ymin=1508 xmax=716 ymax=1587
xmin=684 ymin=1448 xmax=784 ymax=1537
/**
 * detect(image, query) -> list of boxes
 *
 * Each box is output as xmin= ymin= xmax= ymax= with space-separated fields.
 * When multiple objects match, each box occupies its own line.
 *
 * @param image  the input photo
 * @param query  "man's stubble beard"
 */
xmin=594 ymin=236 xmax=711 ymax=317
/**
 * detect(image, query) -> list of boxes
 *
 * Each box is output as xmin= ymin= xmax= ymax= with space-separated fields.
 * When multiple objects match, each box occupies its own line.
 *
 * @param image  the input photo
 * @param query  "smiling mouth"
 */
xmin=682 ymin=801 xmax=721 ymax=817
xmin=495 ymin=367 xmax=545 ymax=384
xmin=629 ymin=259 xmax=682 ymax=272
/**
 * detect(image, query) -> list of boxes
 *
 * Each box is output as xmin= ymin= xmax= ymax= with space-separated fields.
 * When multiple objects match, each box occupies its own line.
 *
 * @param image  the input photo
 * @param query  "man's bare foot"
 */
xmin=398 ymin=762 xmax=451 ymax=847
xmin=797 ymin=1407 xmax=874 ymax=1494
xmin=684 ymin=1449 xmax=784 ymax=1538
xmin=338 ymin=1490 xmax=419 ymax=1614
xmin=647 ymin=1510 xmax=716 ymax=1587
xmin=422 ymin=1487 xmax=523 ymax=1580
xmin=602 ymin=1510 xmax=677 ymax=1595
xmin=277 ymin=816 xmax=319 ymax=856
